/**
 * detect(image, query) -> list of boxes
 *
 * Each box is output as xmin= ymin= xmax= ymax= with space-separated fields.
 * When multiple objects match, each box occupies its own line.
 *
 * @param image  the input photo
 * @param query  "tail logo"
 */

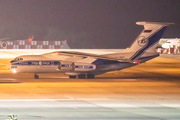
xmin=137 ymin=36 xmax=148 ymax=47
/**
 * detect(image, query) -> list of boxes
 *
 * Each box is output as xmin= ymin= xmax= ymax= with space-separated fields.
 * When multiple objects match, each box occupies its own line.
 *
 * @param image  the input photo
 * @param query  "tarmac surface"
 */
xmin=0 ymin=54 xmax=180 ymax=120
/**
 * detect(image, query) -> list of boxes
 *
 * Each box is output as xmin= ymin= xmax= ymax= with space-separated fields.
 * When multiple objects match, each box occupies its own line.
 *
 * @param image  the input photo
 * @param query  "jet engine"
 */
xmin=57 ymin=61 xmax=75 ymax=71
xmin=57 ymin=61 xmax=96 ymax=72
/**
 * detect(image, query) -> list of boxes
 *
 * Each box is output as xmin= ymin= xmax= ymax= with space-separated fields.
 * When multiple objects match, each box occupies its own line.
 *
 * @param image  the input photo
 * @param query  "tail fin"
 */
xmin=128 ymin=21 xmax=174 ymax=60
xmin=60 ymin=40 xmax=70 ymax=49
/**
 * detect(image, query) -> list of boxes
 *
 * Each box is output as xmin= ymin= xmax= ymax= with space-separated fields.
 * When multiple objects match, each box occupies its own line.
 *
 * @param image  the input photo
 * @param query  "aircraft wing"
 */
xmin=43 ymin=51 xmax=132 ymax=62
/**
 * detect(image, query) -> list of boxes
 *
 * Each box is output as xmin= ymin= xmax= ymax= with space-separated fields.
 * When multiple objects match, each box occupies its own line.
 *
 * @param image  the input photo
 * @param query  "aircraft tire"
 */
xmin=87 ymin=74 xmax=95 ymax=79
xmin=69 ymin=75 xmax=76 ymax=79
xmin=34 ymin=74 xmax=39 ymax=79
xmin=78 ymin=74 xmax=86 ymax=79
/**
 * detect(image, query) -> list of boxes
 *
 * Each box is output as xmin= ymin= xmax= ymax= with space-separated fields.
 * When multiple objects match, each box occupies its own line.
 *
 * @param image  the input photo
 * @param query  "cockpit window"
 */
xmin=14 ymin=57 xmax=23 ymax=61
xmin=15 ymin=57 xmax=19 ymax=61
xmin=14 ymin=57 xmax=19 ymax=61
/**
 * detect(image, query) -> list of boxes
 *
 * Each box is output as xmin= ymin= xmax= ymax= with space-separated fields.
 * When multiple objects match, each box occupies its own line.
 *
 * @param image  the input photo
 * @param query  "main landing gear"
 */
xmin=87 ymin=74 xmax=95 ymax=79
xmin=69 ymin=74 xmax=95 ymax=79
xmin=34 ymin=73 xmax=39 ymax=79
xmin=78 ymin=74 xmax=86 ymax=79
xmin=69 ymin=75 xmax=76 ymax=79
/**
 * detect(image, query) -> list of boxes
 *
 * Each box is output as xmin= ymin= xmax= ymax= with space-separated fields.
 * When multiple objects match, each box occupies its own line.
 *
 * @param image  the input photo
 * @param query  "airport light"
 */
xmin=12 ymin=69 xmax=16 ymax=73
xmin=133 ymin=61 xmax=139 ymax=65
xmin=29 ymin=38 xmax=32 ymax=41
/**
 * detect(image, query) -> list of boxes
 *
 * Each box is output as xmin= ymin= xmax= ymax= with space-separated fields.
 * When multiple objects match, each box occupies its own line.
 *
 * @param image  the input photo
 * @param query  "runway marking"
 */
xmin=160 ymin=104 xmax=180 ymax=108
xmin=0 ymin=99 xmax=180 ymax=108
xmin=0 ymin=99 xmax=110 ymax=101
xmin=65 ymin=95 xmax=74 ymax=99
xmin=51 ymin=77 xmax=69 ymax=79
xmin=0 ymin=78 xmax=16 ymax=81
xmin=120 ymin=79 xmax=138 ymax=81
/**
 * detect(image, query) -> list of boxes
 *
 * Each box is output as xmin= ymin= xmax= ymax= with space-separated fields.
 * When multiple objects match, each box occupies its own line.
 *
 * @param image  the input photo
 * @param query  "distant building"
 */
xmin=158 ymin=38 xmax=180 ymax=54
xmin=0 ymin=40 xmax=70 ymax=49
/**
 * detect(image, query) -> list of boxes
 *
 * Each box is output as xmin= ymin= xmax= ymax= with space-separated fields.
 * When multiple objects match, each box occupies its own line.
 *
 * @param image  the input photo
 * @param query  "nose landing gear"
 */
xmin=34 ymin=73 xmax=39 ymax=79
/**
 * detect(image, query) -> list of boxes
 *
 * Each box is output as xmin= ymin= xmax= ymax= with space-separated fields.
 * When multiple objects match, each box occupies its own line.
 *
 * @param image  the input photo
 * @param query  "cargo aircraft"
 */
xmin=8 ymin=21 xmax=174 ymax=79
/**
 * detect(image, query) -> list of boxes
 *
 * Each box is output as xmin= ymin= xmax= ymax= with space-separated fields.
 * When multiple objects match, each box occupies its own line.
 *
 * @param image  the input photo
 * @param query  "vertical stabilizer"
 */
xmin=129 ymin=21 xmax=174 ymax=60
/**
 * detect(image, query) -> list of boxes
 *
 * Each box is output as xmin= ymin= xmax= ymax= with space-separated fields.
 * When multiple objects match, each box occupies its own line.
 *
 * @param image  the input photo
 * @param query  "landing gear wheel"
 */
xmin=69 ymin=75 xmax=76 ymax=79
xmin=87 ymin=74 xmax=95 ymax=79
xmin=78 ymin=74 xmax=86 ymax=79
xmin=34 ymin=74 xmax=39 ymax=79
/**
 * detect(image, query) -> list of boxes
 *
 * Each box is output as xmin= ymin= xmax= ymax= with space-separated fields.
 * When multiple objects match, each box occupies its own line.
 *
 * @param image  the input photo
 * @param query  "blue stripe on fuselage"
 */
xmin=11 ymin=60 xmax=94 ymax=70
xmin=11 ymin=60 xmax=60 ymax=66
xmin=92 ymin=59 xmax=120 ymax=65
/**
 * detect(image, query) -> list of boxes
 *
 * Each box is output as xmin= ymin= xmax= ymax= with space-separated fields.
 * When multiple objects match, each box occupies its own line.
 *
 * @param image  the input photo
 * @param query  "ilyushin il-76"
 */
xmin=8 ymin=21 xmax=174 ymax=79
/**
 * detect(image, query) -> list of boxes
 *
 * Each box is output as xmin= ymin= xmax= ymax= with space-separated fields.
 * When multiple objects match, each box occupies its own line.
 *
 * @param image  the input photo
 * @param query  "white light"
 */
xmin=12 ymin=69 xmax=16 ymax=73
xmin=133 ymin=61 xmax=139 ymax=64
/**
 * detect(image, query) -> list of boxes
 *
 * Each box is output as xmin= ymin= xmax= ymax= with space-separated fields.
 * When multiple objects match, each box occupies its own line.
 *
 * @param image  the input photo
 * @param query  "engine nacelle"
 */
xmin=73 ymin=62 xmax=96 ymax=71
xmin=57 ymin=61 xmax=96 ymax=72
xmin=57 ymin=61 xmax=74 ymax=71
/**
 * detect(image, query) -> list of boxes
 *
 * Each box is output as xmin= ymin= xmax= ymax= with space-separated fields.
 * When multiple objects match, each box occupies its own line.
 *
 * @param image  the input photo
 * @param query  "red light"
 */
xmin=28 ymin=38 xmax=32 ymax=41
xmin=133 ymin=61 xmax=139 ymax=64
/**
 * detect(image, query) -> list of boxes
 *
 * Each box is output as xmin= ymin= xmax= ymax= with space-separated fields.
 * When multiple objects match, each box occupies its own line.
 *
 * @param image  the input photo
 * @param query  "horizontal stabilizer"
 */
xmin=136 ymin=21 xmax=175 ymax=26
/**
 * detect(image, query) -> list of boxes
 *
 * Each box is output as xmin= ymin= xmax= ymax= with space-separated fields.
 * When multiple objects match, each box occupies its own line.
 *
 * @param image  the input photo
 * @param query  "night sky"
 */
xmin=0 ymin=0 xmax=180 ymax=48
